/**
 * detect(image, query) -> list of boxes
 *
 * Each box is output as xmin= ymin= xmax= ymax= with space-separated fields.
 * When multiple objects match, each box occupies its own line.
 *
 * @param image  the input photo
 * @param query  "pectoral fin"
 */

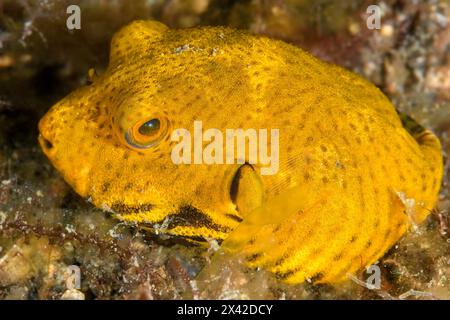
xmin=230 ymin=164 xmax=265 ymax=216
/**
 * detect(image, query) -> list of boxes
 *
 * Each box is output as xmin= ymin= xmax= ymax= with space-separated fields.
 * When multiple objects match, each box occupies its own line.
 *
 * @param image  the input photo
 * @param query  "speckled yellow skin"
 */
xmin=39 ymin=21 xmax=443 ymax=284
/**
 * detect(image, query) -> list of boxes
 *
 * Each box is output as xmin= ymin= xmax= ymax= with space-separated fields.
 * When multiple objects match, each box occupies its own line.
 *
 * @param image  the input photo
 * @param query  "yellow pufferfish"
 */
xmin=38 ymin=20 xmax=443 ymax=284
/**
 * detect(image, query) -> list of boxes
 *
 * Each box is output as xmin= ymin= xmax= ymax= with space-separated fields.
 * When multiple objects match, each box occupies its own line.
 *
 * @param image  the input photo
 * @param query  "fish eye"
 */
xmin=138 ymin=118 xmax=160 ymax=136
xmin=125 ymin=117 xmax=168 ymax=149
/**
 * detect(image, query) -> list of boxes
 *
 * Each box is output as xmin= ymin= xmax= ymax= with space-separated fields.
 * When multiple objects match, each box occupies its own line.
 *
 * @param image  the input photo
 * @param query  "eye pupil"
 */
xmin=138 ymin=118 xmax=160 ymax=136
xmin=125 ymin=117 xmax=167 ymax=149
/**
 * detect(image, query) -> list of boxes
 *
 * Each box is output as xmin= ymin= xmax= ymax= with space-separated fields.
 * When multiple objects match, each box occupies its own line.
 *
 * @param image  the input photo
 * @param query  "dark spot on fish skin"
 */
xmin=333 ymin=252 xmax=343 ymax=261
xmin=304 ymin=156 xmax=312 ymax=165
xmin=341 ymin=136 xmax=350 ymax=146
xmin=247 ymin=253 xmax=263 ymax=262
xmin=273 ymin=254 xmax=289 ymax=267
xmin=225 ymin=213 xmax=243 ymax=223
xmin=102 ymin=182 xmax=110 ymax=193
xmin=374 ymin=219 xmax=380 ymax=228
xmin=310 ymin=272 xmax=324 ymax=283
xmin=432 ymin=177 xmax=438 ymax=189
xmin=273 ymin=224 xmax=281 ymax=233
xmin=383 ymin=228 xmax=391 ymax=242
xmin=275 ymin=268 xmax=299 ymax=281
xmin=124 ymin=183 xmax=133 ymax=191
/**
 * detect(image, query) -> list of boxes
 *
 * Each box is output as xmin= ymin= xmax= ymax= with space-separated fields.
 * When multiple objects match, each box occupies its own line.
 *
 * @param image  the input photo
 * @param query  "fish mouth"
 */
xmin=38 ymin=133 xmax=54 ymax=154
xmin=38 ymin=113 xmax=55 ymax=154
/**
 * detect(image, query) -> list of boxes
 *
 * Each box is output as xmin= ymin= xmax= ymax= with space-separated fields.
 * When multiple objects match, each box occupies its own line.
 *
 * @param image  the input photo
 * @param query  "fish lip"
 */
xmin=38 ymin=133 xmax=53 ymax=154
